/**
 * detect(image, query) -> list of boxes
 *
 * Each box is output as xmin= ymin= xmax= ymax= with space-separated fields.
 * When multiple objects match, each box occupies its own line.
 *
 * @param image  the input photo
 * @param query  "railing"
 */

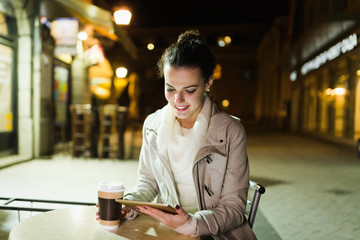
xmin=0 ymin=197 xmax=96 ymax=221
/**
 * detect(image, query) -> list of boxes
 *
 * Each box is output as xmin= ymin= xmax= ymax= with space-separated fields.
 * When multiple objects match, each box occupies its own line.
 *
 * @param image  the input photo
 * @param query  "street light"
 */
xmin=114 ymin=9 xmax=132 ymax=25
xmin=116 ymin=67 xmax=128 ymax=78
xmin=217 ymin=35 xmax=232 ymax=47
xmin=147 ymin=43 xmax=155 ymax=50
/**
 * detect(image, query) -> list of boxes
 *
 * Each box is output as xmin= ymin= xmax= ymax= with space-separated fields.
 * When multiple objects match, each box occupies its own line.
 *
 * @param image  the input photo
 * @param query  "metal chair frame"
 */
xmin=0 ymin=197 xmax=95 ymax=221
xmin=247 ymin=180 xmax=266 ymax=228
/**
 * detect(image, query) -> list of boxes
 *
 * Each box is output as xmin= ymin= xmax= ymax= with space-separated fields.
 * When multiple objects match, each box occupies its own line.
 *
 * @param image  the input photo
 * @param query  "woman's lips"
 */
xmin=175 ymin=105 xmax=189 ymax=112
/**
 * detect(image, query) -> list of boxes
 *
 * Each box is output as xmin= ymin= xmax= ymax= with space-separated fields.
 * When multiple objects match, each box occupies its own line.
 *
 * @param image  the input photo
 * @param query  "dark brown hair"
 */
xmin=157 ymin=29 xmax=216 ymax=85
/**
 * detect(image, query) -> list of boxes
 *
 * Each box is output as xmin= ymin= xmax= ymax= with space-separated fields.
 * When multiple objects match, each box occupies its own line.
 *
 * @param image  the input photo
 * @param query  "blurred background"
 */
xmin=1 ymin=0 xmax=360 ymax=239
xmin=1 ymin=0 xmax=359 ymax=160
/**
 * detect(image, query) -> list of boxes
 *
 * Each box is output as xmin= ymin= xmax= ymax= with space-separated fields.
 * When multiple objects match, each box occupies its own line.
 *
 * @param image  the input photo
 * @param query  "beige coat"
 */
xmin=124 ymin=102 xmax=257 ymax=240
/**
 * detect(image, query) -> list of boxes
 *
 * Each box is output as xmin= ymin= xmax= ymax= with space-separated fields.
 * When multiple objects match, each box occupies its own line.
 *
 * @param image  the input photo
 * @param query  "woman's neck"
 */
xmin=176 ymin=101 xmax=205 ymax=129
xmin=176 ymin=118 xmax=194 ymax=129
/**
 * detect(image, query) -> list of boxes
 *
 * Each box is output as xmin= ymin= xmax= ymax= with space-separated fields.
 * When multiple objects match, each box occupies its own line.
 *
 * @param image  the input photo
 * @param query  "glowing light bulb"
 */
xmin=116 ymin=67 xmax=128 ymax=78
xmin=222 ymin=99 xmax=230 ymax=108
xmin=114 ymin=9 xmax=132 ymax=25
xmin=147 ymin=43 xmax=155 ymax=50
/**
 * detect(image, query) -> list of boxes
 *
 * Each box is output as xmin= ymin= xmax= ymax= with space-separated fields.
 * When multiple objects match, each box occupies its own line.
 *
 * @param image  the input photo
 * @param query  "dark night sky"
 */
xmin=103 ymin=0 xmax=290 ymax=28
xmin=92 ymin=0 xmax=291 ymax=117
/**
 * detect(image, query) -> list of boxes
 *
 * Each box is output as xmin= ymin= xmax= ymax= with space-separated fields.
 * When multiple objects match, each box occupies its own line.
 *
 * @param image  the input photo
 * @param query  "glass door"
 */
xmin=0 ymin=41 xmax=17 ymax=155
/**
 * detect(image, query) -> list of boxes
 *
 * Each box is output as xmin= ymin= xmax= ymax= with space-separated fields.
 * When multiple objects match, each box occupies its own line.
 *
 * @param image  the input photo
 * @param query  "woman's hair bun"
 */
xmin=177 ymin=29 xmax=204 ymax=45
xmin=157 ymin=29 xmax=215 ymax=82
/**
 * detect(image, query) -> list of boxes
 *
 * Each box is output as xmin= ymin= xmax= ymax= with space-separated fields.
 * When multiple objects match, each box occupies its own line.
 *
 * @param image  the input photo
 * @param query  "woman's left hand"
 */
xmin=135 ymin=204 xmax=189 ymax=229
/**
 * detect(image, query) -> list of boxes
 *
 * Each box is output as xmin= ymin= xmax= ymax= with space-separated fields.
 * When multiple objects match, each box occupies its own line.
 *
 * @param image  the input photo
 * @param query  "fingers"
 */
xmin=96 ymin=209 xmax=99 ymax=221
xmin=96 ymin=203 xmax=100 ymax=221
xmin=174 ymin=204 xmax=187 ymax=216
xmin=136 ymin=206 xmax=164 ymax=221
xmin=136 ymin=205 xmax=188 ymax=229
xmin=174 ymin=205 xmax=190 ymax=222
xmin=121 ymin=206 xmax=131 ymax=218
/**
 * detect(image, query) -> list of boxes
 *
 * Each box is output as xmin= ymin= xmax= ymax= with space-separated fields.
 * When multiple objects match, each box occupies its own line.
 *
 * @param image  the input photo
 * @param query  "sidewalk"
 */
xmin=1 ymin=125 xmax=359 ymax=239
xmin=245 ymin=126 xmax=360 ymax=240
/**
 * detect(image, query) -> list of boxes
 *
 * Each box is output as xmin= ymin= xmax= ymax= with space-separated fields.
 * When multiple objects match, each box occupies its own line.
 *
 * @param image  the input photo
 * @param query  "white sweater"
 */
xmin=167 ymin=97 xmax=211 ymax=213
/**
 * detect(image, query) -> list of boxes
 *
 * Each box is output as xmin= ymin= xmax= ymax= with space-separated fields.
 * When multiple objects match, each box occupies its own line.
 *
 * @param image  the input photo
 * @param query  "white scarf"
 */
xmin=158 ymin=96 xmax=212 ymax=212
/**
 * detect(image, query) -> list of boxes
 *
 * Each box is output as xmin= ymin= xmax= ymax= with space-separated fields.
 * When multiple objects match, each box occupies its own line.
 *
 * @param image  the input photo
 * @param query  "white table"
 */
xmin=9 ymin=206 xmax=199 ymax=240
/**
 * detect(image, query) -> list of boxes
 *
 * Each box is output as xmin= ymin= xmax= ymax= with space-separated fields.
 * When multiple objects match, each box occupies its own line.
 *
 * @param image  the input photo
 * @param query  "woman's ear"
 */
xmin=206 ymin=76 xmax=214 ymax=91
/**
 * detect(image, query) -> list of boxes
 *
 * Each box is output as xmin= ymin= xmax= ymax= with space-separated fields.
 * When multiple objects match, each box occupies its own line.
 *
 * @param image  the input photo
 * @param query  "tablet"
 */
xmin=116 ymin=199 xmax=177 ymax=214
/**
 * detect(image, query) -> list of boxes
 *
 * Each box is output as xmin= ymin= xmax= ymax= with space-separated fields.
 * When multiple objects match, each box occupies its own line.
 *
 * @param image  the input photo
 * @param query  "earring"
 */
xmin=204 ymin=88 xmax=210 ymax=96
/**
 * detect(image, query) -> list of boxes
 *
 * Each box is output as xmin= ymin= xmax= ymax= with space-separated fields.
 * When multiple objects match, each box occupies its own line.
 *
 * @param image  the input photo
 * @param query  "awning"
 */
xmin=0 ymin=0 xmax=14 ymax=17
xmin=50 ymin=0 xmax=137 ymax=59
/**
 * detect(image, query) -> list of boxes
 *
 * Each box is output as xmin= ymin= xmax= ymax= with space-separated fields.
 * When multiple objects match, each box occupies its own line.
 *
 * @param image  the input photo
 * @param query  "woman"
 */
xmin=123 ymin=30 xmax=256 ymax=239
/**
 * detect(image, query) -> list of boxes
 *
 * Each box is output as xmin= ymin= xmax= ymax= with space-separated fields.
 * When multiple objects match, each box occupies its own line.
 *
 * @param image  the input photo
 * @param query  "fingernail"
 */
xmin=175 ymin=205 xmax=180 ymax=210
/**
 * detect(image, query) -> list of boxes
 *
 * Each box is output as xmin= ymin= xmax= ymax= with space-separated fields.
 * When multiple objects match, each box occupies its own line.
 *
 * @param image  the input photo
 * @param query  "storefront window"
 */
xmin=0 ymin=5 xmax=17 ymax=155
xmin=303 ymin=58 xmax=353 ymax=139
xmin=333 ymin=74 xmax=348 ymax=137
xmin=318 ymin=69 xmax=330 ymax=133
xmin=0 ymin=44 xmax=13 ymax=132
xmin=354 ymin=73 xmax=360 ymax=140
xmin=300 ymin=43 xmax=360 ymax=142
xmin=328 ymin=58 xmax=349 ymax=138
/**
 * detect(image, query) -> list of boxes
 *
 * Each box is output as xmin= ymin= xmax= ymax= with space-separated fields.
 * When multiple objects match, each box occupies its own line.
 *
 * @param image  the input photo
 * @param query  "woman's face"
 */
xmin=164 ymin=64 xmax=212 ymax=128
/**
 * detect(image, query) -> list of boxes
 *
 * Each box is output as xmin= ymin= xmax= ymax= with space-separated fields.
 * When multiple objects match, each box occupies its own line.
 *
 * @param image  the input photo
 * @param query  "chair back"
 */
xmin=228 ymin=116 xmax=266 ymax=228
xmin=246 ymin=180 xmax=266 ymax=228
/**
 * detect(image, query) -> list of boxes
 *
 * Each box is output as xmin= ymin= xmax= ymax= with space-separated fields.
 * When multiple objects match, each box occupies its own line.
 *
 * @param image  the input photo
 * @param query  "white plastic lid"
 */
xmin=97 ymin=180 xmax=125 ymax=192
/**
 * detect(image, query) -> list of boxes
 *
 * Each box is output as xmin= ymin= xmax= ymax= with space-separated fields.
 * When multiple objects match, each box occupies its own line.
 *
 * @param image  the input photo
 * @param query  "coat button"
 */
xmin=220 ymin=139 xmax=223 ymax=143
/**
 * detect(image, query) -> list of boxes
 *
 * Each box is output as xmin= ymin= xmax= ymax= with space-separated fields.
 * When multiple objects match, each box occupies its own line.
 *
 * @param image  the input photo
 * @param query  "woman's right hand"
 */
xmin=120 ymin=206 xmax=132 ymax=218
xmin=96 ymin=204 xmax=100 ymax=221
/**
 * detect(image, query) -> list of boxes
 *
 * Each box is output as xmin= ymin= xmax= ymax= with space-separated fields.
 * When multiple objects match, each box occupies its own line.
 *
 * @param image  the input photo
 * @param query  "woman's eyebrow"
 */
xmin=183 ymin=85 xmax=199 ymax=89
xmin=165 ymin=83 xmax=199 ymax=89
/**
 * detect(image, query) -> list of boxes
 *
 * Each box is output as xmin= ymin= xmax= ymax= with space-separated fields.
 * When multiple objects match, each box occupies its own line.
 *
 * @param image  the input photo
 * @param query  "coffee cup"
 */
xmin=97 ymin=180 xmax=125 ymax=230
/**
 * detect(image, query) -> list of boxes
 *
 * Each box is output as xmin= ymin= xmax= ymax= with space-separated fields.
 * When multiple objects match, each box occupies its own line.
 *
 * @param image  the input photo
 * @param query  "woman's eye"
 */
xmin=167 ymin=88 xmax=175 ymax=92
xmin=186 ymin=89 xmax=196 ymax=94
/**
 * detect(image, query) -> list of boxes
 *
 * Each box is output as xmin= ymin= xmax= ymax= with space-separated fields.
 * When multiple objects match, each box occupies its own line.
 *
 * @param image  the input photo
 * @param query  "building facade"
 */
xmin=256 ymin=16 xmax=291 ymax=129
xmin=0 ymin=0 xmax=135 ymax=165
xmin=288 ymin=0 xmax=360 ymax=144
xmin=256 ymin=0 xmax=360 ymax=145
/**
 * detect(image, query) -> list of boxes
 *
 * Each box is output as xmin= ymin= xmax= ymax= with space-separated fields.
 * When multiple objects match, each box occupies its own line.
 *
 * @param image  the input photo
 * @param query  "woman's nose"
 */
xmin=174 ymin=92 xmax=184 ymax=103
